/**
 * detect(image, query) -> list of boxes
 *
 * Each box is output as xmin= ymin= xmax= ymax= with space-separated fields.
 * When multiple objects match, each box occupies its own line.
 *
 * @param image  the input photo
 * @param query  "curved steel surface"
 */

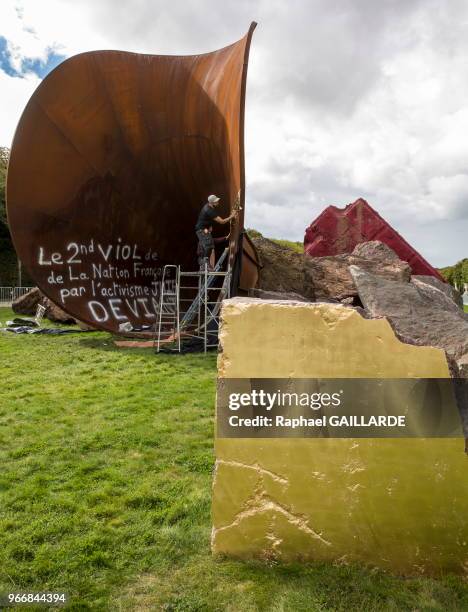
xmin=7 ymin=23 xmax=257 ymax=332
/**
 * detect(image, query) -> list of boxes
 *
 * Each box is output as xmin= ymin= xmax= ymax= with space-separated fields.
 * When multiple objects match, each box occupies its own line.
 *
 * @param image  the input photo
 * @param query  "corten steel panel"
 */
xmin=304 ymin=198 xmax=444 ymax=280
xmin=7 ymin=23 xmax=257 ymax=332
xmin=239 ymin=232 xmax=260 ymax=290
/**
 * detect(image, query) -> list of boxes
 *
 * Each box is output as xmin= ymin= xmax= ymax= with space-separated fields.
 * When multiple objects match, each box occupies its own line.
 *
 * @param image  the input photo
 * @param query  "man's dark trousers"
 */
xmin=196 ymin=229 xmax=215 ymax=269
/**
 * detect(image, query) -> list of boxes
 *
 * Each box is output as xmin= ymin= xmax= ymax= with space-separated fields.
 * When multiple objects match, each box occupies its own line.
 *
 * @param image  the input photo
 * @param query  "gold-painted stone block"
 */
xmin=212 ymin=299 xmax=468 ymax=574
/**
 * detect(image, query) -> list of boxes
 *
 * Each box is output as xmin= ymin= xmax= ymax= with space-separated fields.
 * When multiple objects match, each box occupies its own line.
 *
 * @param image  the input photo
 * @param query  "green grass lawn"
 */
xmin=0 ymin=306 xmax=467 ymax=611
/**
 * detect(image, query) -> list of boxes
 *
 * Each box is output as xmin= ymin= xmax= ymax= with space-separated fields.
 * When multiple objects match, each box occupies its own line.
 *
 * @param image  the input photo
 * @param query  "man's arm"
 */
xmin=213 ymin=207 xmax=241 ymax=225
xmin=213 ymin=213 xmax=235 ymax=225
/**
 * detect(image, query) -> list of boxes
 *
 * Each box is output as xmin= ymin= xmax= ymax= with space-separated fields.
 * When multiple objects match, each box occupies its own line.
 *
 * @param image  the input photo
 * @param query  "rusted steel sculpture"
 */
xmin=7 ymin=23 xmax=258 ymax=332
xmin=304 ymin=198 xmax=444 ymax=280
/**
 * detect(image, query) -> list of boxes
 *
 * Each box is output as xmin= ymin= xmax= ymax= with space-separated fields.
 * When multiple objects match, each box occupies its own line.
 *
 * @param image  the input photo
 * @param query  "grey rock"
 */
xmin=351 ymin=305 xmax=371 ymax=318
xmin=412 ymin=275 xmax=463 ymax=309
xmin=304 ymin=241 xmax=411 ymax=300
xmin=352 ymin=240 xmax=404 ymax=263
xmin=411 ymin=277 xmax=465 ymax=317
xmin=350 ymin=265 xmax=468 ymax=376
xmin=303 ymin=253 xmax=349 ymax=300
xmin=457 ymin=354 xmax=468 ymax=378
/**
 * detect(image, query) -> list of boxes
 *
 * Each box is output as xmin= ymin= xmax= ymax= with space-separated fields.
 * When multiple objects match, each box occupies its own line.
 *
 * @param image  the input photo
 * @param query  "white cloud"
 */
xmin=0 ymin=0 xmax=467 ymax=265
xmin=0 ymin=68 xmax=40 ymax=147
xmin=0 ymin=2 xmax=52 ymax=71
xmin=425 ymin=174 xmax=468 ymax=218
xmin=0 ymin=0 xmax=107 ymax=63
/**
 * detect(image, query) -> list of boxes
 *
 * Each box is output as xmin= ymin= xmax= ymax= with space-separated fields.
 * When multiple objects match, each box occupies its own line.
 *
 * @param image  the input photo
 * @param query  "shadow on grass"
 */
xmin=115 ymin=553 xmax=468 ymax=611
xmin=77 ymin=336 xmax=218 ymax=368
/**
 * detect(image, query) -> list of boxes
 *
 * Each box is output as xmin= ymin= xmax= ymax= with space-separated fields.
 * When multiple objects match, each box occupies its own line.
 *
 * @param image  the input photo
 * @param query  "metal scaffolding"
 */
xmin=154 ymin=249 xmax=231 ymax=353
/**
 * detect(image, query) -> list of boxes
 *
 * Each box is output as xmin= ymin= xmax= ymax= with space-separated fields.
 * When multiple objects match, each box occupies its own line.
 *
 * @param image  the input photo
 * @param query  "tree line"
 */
xmin=0 ymin=146 xmax=8 ymax=228
xmin=0 ymin=147 xmax=34 ymax=286
xmin=0 ymin=147 xmax=17 ymax=285
xmin=440 ymin=259 xmax=468 ymax=291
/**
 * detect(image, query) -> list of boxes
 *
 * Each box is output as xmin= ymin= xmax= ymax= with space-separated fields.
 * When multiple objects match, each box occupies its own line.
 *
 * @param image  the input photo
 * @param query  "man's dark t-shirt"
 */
xmin=195 ymin=204 xmax=218 ymax=231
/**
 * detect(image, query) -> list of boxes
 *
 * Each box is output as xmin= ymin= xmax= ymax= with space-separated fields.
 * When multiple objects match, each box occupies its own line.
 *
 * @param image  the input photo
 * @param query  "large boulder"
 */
xmin=457 ymin=354 xmax=468 ymax=379
xmin=350 ymin=266 xmax=468 ymax=376
xmin=303 ymin=253 xmax=352 ymax=300
xmin=410 ymin=277 xmax=463 ymax=316
xmin=42 ymin=297 xmax=76 ymax=324
xmin=304 ymin=241 xmax=411 ymax=300
xmin=12 ymin=287 xmax=76 ymax=324
xmin=412 ymin=275 xmax=463 ymax=309
xmin=12 ymin=287 xmax=42 ymax=315
xmin=249 ymin=234 xmax=306 ymax=296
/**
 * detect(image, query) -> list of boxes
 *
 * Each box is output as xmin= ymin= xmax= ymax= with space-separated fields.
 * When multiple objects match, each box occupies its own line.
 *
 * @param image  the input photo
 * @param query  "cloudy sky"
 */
xmin=1 ymin=0 xmax=467 ymax=266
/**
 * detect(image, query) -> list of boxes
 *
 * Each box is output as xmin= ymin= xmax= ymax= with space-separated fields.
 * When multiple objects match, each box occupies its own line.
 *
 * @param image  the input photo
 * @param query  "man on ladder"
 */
xmin=195 ymin=194 xmax=240 ymax=270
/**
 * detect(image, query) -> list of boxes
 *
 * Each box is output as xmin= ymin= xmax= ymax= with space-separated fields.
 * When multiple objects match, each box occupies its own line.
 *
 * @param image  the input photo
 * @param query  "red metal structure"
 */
xmin=304 ymin=198 xmax=444 ymax=280
xmin=7 ymin=23 xmax=258 ymax=332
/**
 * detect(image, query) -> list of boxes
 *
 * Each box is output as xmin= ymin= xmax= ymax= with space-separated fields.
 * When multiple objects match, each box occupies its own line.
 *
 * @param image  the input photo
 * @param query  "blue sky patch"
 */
xmin=0 ymin=35 xmax=66 ymax=79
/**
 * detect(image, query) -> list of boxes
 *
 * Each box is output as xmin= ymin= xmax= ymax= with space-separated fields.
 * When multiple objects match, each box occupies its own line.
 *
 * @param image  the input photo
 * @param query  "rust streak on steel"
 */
xmin=7 ymin=23 xmax=259 ymax=332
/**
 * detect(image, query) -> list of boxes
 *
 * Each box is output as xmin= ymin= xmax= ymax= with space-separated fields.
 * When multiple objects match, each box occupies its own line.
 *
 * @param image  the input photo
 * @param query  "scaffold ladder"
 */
xmin=155 ymin=265 xmax=180 ymax=352
xmin=179 ymin=247 xmax=229 ymax=332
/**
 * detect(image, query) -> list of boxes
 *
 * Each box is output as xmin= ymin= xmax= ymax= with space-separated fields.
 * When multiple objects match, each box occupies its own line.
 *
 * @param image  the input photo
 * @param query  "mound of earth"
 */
xmin=248 ymin=234 xmax=308 ymax=297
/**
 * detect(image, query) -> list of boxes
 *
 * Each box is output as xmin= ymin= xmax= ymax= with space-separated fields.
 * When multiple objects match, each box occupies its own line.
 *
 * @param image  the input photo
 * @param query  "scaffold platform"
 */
xmin=154 ymin=249 xmax=231 ymax=353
